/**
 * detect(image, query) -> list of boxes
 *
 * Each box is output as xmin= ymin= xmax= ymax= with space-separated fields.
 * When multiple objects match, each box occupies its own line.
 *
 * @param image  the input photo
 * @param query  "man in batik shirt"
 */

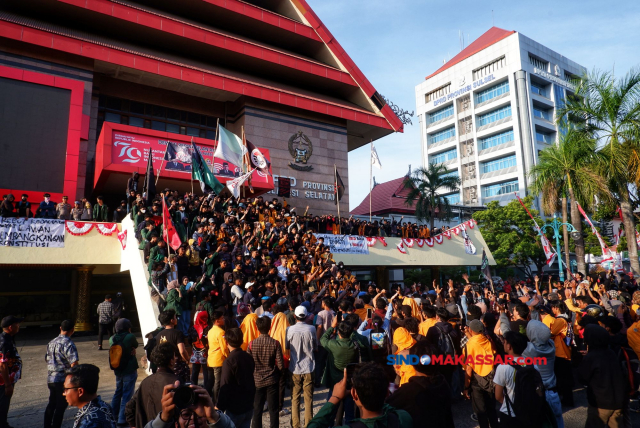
xmin=0 ymin=315 xmax=23 ymax=428
xmin=45 ymin=320 xmax=79 ymax=428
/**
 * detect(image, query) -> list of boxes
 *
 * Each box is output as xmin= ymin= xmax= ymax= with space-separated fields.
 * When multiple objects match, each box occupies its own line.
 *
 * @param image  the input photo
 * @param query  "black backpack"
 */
xmin=435 ymin=325 xmax=455 ymax=357
xmin=504 ymin=365 xmax=556 ymax=428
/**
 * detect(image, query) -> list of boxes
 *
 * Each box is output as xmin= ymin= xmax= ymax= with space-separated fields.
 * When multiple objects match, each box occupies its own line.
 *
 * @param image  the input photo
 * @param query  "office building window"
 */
xmin=429 ymin=104 xmax=454 ymax=123
xmin=483 ymin=180 xmax=519 ymax=197
xmin=479 ymin=129 xmax=514 ymax=150
xmin=533 ymin=107 xmax=552 ymax=121
xmin=529 ymin=54 xmax=549 ymax=71
xmin=425 ymin=83 xmax=451 ymax=103
xmin=441 ymin=169 xmax=459 ymax=179
xmin=431 ymin=148 xmax=457 ymax=164
xmin=481 ymin=155 xmax=517 ymax=174
xmin=444 ymin=193 xmax=460 ymax=204
xmin=531 ymin=83 xmax=547 ymax=97
xmin=472 ymin=56 xmax=506 ymax=80
xmin=476 ymin=81 xmax=509 ymax=104
xmin=428 ymin=126 xmax=456 ymax=145
xmin=477 ymin=105 xmax=511 ymax=126
xmin=536 ymin=131 xmax=554 ymax=144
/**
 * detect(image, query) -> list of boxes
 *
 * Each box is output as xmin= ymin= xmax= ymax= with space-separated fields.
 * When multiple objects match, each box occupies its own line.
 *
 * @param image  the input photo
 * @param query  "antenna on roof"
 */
xmin=407 ymin=164 xmax=412 ymax=177
xmin=492 ymin=10 xmax=494 ymax=26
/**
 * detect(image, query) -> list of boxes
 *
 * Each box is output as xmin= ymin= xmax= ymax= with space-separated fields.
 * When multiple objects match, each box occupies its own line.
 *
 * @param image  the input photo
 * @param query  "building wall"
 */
xmin=415 ymin=31 xmax=585 ymax=207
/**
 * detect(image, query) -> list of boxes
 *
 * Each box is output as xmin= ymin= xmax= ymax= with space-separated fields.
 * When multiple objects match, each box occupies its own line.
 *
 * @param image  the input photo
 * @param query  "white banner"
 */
xmin=0 ymin=217 xmax=65 ymax=247
xmin=314 ymin=234 xmax=369 ymax=255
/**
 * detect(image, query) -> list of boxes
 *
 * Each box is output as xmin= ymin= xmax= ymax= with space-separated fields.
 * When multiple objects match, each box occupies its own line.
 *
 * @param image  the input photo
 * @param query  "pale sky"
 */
xmin=306 ymin=0 xmax=640 ymax=211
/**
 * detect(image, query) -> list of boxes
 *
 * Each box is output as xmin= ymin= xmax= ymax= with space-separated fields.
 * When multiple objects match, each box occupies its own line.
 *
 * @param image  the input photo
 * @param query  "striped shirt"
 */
xmin=247 ymin=334 xmax=284 ymax=388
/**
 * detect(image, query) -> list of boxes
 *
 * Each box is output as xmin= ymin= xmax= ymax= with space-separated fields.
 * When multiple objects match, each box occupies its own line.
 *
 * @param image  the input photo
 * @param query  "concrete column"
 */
xmin=375 ymin=266 xmax=389 ymax=290
xmin=74 ymin=266 xmax=95 ymax=332
xmin=514 ymin=70 xmax=534 ymax=192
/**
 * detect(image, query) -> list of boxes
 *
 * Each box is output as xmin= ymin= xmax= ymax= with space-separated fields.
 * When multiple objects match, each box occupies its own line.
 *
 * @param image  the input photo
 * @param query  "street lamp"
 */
xmin=538 ymin=213 xmax=578 ymax=282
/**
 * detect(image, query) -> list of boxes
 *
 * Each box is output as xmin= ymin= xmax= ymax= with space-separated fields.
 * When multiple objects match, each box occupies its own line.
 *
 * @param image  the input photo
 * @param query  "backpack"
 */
xmin=619 ymin=347 xmax=640 ymax=397
xmin=504 ymin=365 xmax=556 ymax=428
xmin=109 ymin=334 xmax=129 ymax=370
xmin=435 ymin=325 xmax=455 ymax=357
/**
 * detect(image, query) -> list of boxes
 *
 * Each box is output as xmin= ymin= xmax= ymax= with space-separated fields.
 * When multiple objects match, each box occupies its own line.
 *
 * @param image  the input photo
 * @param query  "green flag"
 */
xmin=215 ymin=125 xmax=247 ymax=169
xmin=191 ymin=142 xmax=224 ymax=194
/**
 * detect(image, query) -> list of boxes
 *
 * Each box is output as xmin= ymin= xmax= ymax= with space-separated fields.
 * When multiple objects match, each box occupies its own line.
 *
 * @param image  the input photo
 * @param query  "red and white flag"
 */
xmin=434 ymin=235 xmax=443 ymax=244
xmin=365 ymin=237 xmax=377 ymax=247
xmin=403 ymin=238 xmax=414 ymax=247
xmin=415 ymin=239 xmax=424 ymax=247
xmin=397 ymin=241 xmax=406 ymax=254
xmin=424 ymin=237 xmax=434 ymax=247
xmin=117 ymin=230 xmax=127 ymax=250
xmin=377 ymin=237 xmax=388 ymax=247
xmin=541 ymin=234 xmax=556 ymax=266
xmin=576 ymin=202 xmax=612 ymax=262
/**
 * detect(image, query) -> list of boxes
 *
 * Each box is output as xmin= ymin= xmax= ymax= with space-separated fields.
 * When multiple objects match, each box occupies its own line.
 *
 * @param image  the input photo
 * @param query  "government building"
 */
xmin=415 ymin=27 xmax=585 ymax=207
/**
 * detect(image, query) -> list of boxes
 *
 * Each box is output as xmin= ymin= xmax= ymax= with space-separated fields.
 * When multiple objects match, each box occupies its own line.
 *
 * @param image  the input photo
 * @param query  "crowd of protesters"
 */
xmin=1 ymin=182 xmax=640 ymax=428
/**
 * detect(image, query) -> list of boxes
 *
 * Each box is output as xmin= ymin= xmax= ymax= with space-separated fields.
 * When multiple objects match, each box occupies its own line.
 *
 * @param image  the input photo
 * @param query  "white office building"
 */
xmin=415 ymin=27 xmax=585 ymax=207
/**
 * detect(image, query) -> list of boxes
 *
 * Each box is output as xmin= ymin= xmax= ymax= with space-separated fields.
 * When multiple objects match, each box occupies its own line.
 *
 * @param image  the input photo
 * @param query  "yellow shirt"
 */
xmin=207 ymin=325 xmax=228 ymax=368
xmin=542 ymin=315 xmax=571 ymax=360
xmin=628 ymin=320 xmax=640 ymax=360
xmin=465 ymin=334 xmax=495 ymax=376
xmin=418 ymin=318 xmax=437 ymax=336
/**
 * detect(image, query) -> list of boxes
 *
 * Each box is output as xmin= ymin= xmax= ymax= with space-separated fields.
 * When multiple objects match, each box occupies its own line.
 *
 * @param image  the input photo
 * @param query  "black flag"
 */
xmin=143 ymin=148 xmax=156 ymax=201
xmin=481 ymin=248 xmax=492 ymax=282
xmin=246 ymin=139 xmax=271 ymax=174
xmin=164 ymin=142 xmax=178 ymax=161
xmin=334 ymin=167 xmax=344 ymax=205
xmin=278 ymin=177 xmax=291 ymax=198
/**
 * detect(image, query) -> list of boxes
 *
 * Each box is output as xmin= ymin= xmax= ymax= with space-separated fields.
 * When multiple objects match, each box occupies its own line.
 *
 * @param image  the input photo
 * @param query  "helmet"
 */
xmin=585 ymin=304 xmax=604 ymax=318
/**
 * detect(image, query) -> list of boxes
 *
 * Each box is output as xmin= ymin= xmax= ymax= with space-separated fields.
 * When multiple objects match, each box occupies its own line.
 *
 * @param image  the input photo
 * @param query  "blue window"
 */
xmin=476 ymin=81 xmax=510 ymax=104
xmin=444 ymin=193 xmax=460 ymax=204
xmin=478 ymin=105 xmax=511 ymax=126
xmin=431 ymin=148 xmax=458 ymax=164
xmin=429 ymin=104 xmax=454 ymax=123
xmin=479 ymin=129 xmax=514 ymax=150
xmin=483 ymin=180 xmax=519 ymax=197
xmin=531 ymin=83 xmax=546 ymax=97
xmin=428 ymin=126 xmax=456 ymax=145
xmin=533 ymin=107 xmax=551 ymax=121
xmin=482 ymin=155 xmax=517 ymax=174
xmin=536 ymin=131 xmax=554 ymax=144
xmin=441 ymin=169 xmax=459 ymax=179
xmin=105 ymin=112 xmax=121 ymax=123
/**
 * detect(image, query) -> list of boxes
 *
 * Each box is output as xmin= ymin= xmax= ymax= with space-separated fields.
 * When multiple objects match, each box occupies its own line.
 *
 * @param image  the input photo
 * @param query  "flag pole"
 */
xmin=241 ymin=126 xmax=246 ymax=199
xmin=335 ymin=164 xmax=341 ymax=234
xmin=155 ymin=144 xmax=168 ymax=186
xmin=369 ymin=141 xmax=373 ymax=222
xmin=190 ymin=138 xmax=194 ymax=195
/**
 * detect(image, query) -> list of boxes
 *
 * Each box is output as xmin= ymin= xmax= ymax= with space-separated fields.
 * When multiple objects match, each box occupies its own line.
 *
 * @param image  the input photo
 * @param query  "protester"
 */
xmin=155 ymin=310 xmax=190 ymax=383
xmin=110 ymin=318 xmax=139 ymax=427
xmin=93 ymin=196 xmax=109 ymax=222
xmin=207 ymin=310 xmax=228 ymax=403
xmin=287 ymin=305 xmax=317 ymax=428
xmin=45 ymin=319 xmax=79 ymax=428
xmin=63 ymin=364 xmax=116 ymax=427
xmin=97 ymin=295 xmax=115 ymax=351
xmin=0 ymin=316 xmax=23 ymax=428
xmin=16 ymin=194 xmax=31 ymax=217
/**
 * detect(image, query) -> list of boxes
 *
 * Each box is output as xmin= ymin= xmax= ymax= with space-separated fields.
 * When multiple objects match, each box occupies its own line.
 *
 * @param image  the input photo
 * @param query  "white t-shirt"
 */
xmin=493 ymin=363 xmax=517 ymax=416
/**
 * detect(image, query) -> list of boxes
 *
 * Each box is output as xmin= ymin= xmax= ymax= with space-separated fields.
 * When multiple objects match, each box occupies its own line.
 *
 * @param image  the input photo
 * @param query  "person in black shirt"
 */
xmin=16 ymin=194 xmax=31 ymax=218
xmin=155 ymin=310 xmax=190 ymax=383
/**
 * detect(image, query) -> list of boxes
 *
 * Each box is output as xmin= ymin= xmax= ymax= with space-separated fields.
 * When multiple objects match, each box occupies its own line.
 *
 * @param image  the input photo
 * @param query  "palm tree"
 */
xmin=403 ymin=163 xmax=462 ymax=231
xmin=529 ymin=129 xmax=609 ymax=276
xmin=559 ymin=69 xmax=640 ymax=274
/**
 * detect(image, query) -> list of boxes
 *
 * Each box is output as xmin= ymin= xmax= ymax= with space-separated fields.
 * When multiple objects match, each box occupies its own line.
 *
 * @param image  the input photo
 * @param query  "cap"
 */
xmin=115 ymin=318 xmax=132 ymax=333
xmin=43 ymin=193 xmax=51 ymax=197
xmin=469 ymin=319 xmax=485 ymax=333
xmin=208 ymin=218 xmax=215 ymax=223
xmin=294 ymin=305 xmax=308 ymax=319
xmin=1 ymin=315 xmax=24 ymax=328
xmin=245 ymin=281 xmax=255 ymax=289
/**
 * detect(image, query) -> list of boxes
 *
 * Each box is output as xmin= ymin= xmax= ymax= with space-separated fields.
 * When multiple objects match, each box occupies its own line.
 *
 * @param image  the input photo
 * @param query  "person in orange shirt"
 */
xmin=392 ymin=327 xmax=416 ymax=387
xmin=463 ymin=319 xmax=498 ymax=428
xmin=418 ymin=305 xmax=438 ymax=336
xmin=207 ymin=311 xmax=228 ymax=404
xmin=544 ymin=301 xmax=574 ymax=407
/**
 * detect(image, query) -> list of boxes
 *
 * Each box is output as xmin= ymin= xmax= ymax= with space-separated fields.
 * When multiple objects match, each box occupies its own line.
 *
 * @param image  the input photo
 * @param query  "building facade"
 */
xmin=415 ymin=27 xmax=585 ymax=207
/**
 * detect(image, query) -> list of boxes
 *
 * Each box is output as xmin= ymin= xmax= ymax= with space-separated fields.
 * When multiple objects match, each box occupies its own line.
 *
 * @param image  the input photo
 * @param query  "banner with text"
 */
xmin=0 ymin=218 xmax=65 ymax=247
xmin=314 ymin=234 xmax=369 ymax=255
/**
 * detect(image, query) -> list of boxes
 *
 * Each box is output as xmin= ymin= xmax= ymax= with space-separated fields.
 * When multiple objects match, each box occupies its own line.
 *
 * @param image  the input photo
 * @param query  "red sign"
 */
xmin=111 ymin=130 xmax=269 ymax=183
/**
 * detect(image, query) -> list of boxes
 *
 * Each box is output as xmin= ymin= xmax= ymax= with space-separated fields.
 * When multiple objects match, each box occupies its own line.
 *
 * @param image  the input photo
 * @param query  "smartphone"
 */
xmin=336 ymin=310 xmax=342 ymax=322
xmin=345 ymin=363 xmax=362 ymax=390
xmin=366 ymin=308 xmax=373 ymax=319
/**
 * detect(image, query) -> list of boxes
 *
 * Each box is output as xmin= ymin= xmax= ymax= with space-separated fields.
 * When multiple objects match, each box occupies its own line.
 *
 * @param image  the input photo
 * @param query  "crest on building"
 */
xmin=288 ymin=131 xmax=314 ymax=171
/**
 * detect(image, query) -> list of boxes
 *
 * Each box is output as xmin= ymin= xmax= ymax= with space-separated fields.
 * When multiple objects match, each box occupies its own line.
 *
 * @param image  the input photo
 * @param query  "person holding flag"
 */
xmin=215 ymin=125 xmax=247 ymax=171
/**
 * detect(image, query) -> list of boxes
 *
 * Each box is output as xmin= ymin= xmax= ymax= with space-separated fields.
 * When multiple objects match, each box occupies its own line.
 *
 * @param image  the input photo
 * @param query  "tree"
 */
xmin=529 ymin=129 xmax=609 ymax=276
xmin=560 ymin=69 xmax=640 ymax=274
xmin=473 ymin=197 xmax=551 ymax=279
xmin=403 ymin=163 xmax=462 ymax=231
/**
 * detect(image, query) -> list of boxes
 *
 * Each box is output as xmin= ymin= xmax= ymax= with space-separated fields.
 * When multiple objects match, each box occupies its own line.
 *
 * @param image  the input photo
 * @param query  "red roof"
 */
xmin=425 ymin=27 xmax=515 ymax=80
xmin=350 ymin=176 xmax=416 ymax=216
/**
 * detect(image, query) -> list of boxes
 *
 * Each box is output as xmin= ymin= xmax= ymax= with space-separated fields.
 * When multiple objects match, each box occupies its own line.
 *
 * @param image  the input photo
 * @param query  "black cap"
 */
xmin=1 ymin=315 xmax=24 ymax=328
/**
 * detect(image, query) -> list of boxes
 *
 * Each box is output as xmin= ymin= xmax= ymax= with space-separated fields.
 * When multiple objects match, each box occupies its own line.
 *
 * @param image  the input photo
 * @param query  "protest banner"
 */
xmin=314 ymin=234 xmax=369 ymax=255
xmin=0 ymin=217 xmax=65 ymax=247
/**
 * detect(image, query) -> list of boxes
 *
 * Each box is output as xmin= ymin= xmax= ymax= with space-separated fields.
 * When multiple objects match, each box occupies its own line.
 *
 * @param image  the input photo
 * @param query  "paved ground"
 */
xmin=7 ymin=327 xmax=640 ymax=427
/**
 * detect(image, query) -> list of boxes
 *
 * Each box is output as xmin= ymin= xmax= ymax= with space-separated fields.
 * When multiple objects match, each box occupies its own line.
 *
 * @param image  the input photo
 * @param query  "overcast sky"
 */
xmin=306 ymin=0 xmax=640 ymax=211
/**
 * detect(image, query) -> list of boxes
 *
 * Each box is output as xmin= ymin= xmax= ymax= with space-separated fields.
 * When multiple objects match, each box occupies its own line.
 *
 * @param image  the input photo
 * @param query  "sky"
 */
xmin=306 ymin=0 xmax=640 ymax=211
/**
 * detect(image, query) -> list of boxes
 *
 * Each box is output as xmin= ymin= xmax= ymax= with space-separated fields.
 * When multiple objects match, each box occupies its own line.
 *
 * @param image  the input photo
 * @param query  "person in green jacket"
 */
xmin=92 ymin=196 xmax=109 ymax=222
xmin=147 ymin=240 xmax=167 ymax=273
xmin=109 ymin=318 xmax=139 ymax=426
xmin=307 ymin=363 xmax=412 ymax=428
xmin=138 ymin=222 xmax=156 ymax=250
xmin=164 ymin=282 xmax=183 ymax=317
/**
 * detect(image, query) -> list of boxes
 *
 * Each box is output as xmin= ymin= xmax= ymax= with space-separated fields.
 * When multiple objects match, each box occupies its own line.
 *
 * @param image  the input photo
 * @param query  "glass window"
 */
xmin=105 ymin=112 xmax=120 ymax=123
xmin=130 ymin=101 xmax=145 ymax=115
xmin=129 ymin=117 xmax=144 ymax=128
xmin=536 ymin=131 xmax=554 ymax=144
xmin=187 ymin=112 xmax=201 ymax=125
xmin=479 ymin=129 xmax=514 ymax=150
xmin=151 ymin=121 xmax=166 ymax=131
xmin=105 ymin=97 xmax=121 ymax=111
xmin=429 ymin=105 xmax=454 ymax=123
xmin=431 ymin=148 xmax=457 ymax=164
xmin=152 ymin=105 xmax=166 ymax=119
xmin=476 ymin=81 xmax=509 ymax=104
xmin=533 ymin=108 xmax=551 ymax=121
xmin=206 ymin=130 xmax=217 ymax=140
xmin=477 ymin=105 xmax=511 ymax=126
xmin=483 ymin=180 xmax=519 ymax=197
xmin=187 ymin=127 xmax=200 ymax=137
xmin=531 ymin=83 xmax=546 ymax=97
xmin=428 ymin=126 xmax=456 ymax=145
xmin=166 ymin=123 xmax=180 ymax=134
xmin=482 ymin=155 xmax=517 ymax=174
xmin=441 ymin=169 xmax=459 ymax=179
xmin=444 ymin=193 xmax=460 ymax=204
xmin=167 ymin=108 xmax=183 ymax=122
